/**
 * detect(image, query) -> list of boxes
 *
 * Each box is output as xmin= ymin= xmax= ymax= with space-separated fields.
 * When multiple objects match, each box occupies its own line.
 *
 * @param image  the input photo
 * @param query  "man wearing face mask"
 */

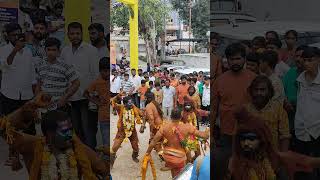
xmin=0 ymin=93 xmax=111 ymax=179
xmin=110 ymin=94 xmax=143 ymax=168
xmin=181 ymin=96 xmax=209 ymax=163
xmin=212 ymin=43 xmax=256 ymax=152
xmin=140 ymin=92 xmax=164 ymax=157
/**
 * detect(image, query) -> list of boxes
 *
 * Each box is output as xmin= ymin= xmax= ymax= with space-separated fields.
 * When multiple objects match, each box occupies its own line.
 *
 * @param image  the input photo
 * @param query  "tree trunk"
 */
xmin=144 ymin=36 xmax=151 ymax=64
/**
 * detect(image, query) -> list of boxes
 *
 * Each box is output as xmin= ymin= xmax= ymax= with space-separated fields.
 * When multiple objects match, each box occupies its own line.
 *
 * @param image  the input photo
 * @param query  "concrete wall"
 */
xmin=178 ymin=53 xmax=210 ymax=68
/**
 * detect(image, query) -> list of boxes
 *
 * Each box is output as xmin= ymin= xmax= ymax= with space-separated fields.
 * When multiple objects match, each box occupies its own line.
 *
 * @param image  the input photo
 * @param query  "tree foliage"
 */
xmin=171 ymin=0 xmax=209 ymax=39
xmin=111 ymin=0 xmax=170 ymax=63
xmin=111 ymin=0 xmax=170 ymax=36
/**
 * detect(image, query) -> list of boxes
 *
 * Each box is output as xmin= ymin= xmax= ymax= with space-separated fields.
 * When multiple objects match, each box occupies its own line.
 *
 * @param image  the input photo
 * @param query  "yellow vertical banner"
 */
xmin=129 ymin=0 xmax=139 ymax=70
xmin=117 ymin=0 xmax=139 ymax=70
xmin=64 ymin=0 xmax=91 ymax=44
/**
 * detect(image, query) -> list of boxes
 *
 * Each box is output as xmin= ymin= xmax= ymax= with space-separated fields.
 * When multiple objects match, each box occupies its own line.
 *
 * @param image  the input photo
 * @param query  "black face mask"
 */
xmin=54 ymin=129 xmax=73 ymax=150
xmin=125 ymin=101 xmax=133 ymax=109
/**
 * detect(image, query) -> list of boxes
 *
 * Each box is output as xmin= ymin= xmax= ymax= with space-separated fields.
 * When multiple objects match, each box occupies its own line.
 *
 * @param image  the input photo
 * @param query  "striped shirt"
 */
xmin=36 ymin=58 xmax=79 ymax=103
xmin=120 ymin=79 xmax=134 ymax=94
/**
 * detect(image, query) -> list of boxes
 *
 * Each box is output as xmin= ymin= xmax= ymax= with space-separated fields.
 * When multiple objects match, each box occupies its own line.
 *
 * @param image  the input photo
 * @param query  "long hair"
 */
xmin=146 ymin=92 xmax=163 ymax=119
xmin=230 ymin=107 xmax=280 ymax=180
xmin=248 ymin=75 xmax=274 ymax=101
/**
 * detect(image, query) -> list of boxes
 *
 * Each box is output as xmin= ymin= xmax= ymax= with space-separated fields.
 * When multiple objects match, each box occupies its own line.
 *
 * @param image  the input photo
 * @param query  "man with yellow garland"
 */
xmin=140 ymin=92 xmax=164 ymax=157
xmin=181 ymin=96 xmax=210 ymax=163
xmin=144 ymin=109 xmax=210 ymax=178
xmin=0 ymin=93 xmax=111 ymax=180
xmin=110 ymin=93 xmax=143 ymax=168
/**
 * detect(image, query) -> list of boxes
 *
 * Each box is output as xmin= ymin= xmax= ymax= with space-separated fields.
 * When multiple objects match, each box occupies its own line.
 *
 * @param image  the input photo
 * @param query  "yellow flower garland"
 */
xmin=40 ymin=145 xmax=79 ymax=179
xmin=141 ymin=154 xmax=157 ymax=180
xmin=187 ymin=112 xmax=197 ymax=127
xmin=122 ymin=109 xmax=135 ymax=142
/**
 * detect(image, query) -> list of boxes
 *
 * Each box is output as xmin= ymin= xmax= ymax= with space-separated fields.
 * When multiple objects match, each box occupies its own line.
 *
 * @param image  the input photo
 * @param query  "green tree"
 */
xmin=111 ymin=1 xmax=170 ymax=64
xmin=171 ymin=0 xmax=209 ymax=39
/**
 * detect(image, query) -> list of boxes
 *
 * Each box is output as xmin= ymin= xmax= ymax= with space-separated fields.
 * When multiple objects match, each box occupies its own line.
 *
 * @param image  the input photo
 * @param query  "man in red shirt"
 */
xmin=213 ymin=43 xmax=256 ymax=150
xmin=175 ymin=75 xmax=190 ymax=111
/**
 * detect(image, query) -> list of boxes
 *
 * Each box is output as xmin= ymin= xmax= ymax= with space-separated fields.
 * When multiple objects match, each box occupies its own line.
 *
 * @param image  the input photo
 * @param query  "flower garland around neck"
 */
xmin=173 ymin=125 xmax=198 ymax=152
xmin=122 ymin=108 xmax=135 ymax=142
xmin=41 ymin=145 xmax=79 ymax=180
xmin=186 ymin=112 xmax=197 ymax=127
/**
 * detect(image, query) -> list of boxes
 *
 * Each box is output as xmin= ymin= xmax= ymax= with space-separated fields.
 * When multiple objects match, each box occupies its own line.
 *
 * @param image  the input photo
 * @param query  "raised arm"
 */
xmin=110 ymin=93 xmax=123 ymax=111
xmin=193 ymin=127 xmax=210 ymax=140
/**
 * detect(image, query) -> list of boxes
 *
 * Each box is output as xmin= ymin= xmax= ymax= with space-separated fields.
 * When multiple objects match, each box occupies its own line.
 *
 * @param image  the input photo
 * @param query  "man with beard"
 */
xmin=140 ymin=92 xmax=164 ymax=157
xmin=229 ymin=107 xmax=320 ymax=180
xmin=60 ymin=22 xmax=100 ymax=149
xmin=245 ymin=75 xmax=290 ymax=151
xmin=144 ymin=109 xmax=210 ymax=178
xmin=88 ymin=23 xmax=109 ymax=59
xmin=175 ymin=75 xmax=190 ymax=110
xmin=27 ymin=19 xmax=48 ymax=60
xmin=0 ymin=22 xmax=36 ymax=170
xmin=110 ymin=94 xmax=143 ymax=167
xmin=212 ymin=43 xmax=256 ymax=151
xmin=87 ymin=23 xmax=109 ymax=149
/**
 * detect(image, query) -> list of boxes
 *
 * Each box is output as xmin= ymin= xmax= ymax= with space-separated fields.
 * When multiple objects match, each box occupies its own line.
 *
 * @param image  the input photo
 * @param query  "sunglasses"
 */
xmin=239 ymin=132 xmax=259 ymax=141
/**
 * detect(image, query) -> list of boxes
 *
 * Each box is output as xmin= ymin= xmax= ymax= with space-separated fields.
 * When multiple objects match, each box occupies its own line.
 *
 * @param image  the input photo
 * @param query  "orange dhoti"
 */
xmin=162 ymin=147 xmax=187 ymax=177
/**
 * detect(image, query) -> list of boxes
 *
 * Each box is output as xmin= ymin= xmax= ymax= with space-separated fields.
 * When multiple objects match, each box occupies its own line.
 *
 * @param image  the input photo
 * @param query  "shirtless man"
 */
xmin=140 ymin=92 xmax=164 ymax=157
xmin=144 ymin=109 xmax=210 ymax=178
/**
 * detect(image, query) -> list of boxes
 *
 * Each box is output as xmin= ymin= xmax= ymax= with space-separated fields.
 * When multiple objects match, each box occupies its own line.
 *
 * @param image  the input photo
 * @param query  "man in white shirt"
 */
xmin=294 ymin=47 xmax=320 ymax=179
xmin=130 ymin=68 xmax=141 ymax=107
xmin=162 ymin=79 xmax=176 ymax=119
xmin=60 ymin=22 xmax=100 ymax=149
xmin=0 ymin=23 xmax=36 ymax=168
xmin=88 ymin=23 xmax=109 ymax=59
xmin=149 ymin=71 xmax=156 ymax=83
xmin=0 ymin=23 xmax=36 ymax=134
xmin=202 ymin=76 xmax=210 ymax=126
xmin=88 ymin=23 xmax=109 ymax=148
xmin=111 ymin=69 xmax=121 ymax=115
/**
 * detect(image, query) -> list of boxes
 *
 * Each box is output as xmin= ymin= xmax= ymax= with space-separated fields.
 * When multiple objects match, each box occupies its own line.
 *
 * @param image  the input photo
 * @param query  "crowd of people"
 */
xmin=211 ymin=30 xmax=320 ymax=180
xmin=109 ymin=55 xmax=212 ymax=178
xmin=0 ymin=18 xmax=111 ymax=179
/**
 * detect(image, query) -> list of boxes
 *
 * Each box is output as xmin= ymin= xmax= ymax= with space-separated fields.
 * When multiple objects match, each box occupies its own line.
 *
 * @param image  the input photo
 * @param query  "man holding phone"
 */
xmin=0 ymin=23 xmax=36 ymax=169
